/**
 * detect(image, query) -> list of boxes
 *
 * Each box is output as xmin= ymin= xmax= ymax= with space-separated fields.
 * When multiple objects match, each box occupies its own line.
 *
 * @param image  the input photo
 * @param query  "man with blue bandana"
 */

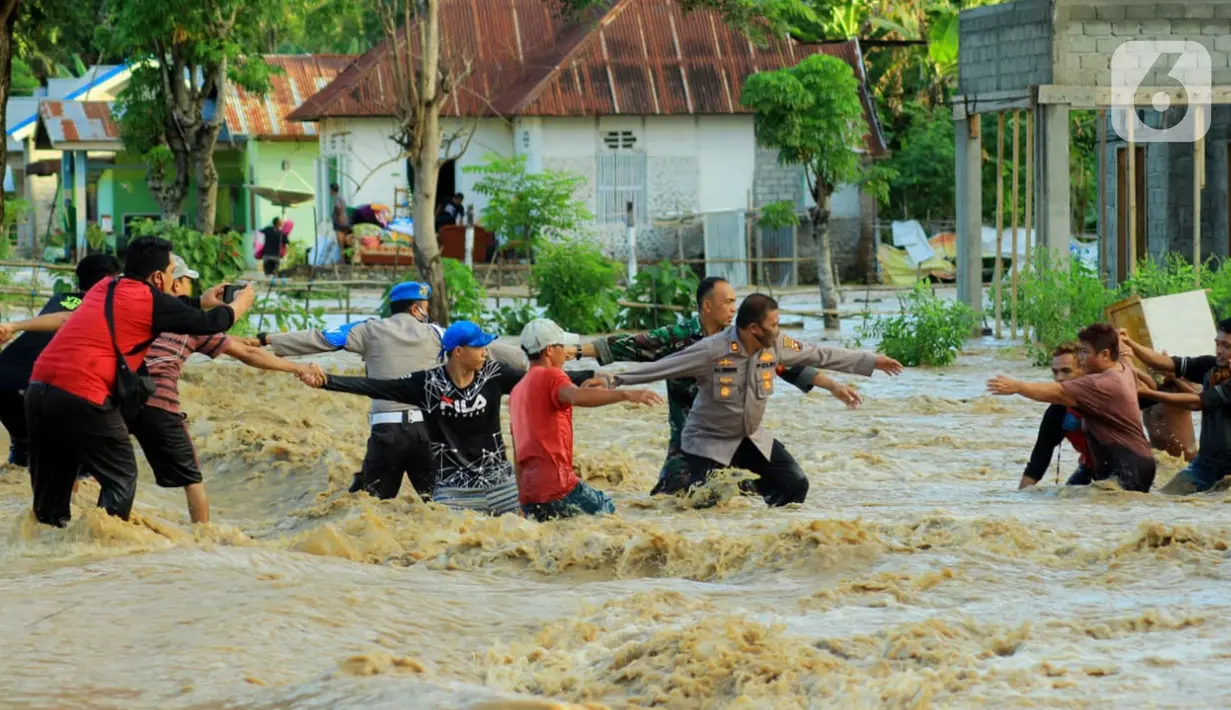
xmin=254 ymin=282 xmax=524 ymax=499
xmin=299 ymin=321 xmax=598 ymax=516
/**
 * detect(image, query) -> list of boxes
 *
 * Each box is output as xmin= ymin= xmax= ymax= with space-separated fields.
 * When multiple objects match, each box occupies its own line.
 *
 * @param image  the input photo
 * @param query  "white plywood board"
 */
xmin=1139 ymin=290 xmax=1216 ymax=357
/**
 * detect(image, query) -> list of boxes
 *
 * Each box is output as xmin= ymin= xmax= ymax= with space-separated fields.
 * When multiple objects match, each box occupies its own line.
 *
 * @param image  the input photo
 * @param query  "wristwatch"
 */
xmin=257 ymin=332 xmax=269 ymax=347
xmin=574 ymin=348 xmax=583 ymax=361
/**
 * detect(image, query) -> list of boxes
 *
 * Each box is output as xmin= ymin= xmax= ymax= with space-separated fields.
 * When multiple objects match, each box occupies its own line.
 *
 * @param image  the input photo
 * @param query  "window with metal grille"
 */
xmin=596 ymin=152 xmax=647 ymax=225
xmin=602 ymin=130 xmax=637 ymax=150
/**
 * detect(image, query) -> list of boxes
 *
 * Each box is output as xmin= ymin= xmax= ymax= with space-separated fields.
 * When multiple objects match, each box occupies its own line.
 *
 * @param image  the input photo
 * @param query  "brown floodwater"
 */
xmin=2 ymin=329 xmax=1230 ymax=709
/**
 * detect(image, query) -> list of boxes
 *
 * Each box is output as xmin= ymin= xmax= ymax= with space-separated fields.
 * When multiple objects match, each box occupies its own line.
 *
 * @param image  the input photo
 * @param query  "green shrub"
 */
xmin=128 ymin=219 xmax=246 ymax=287
xmin=1116 ymin=252 xmax=1201 ymax=300
xmin=487 ymin=301 xmax=538 ymax=336
xmin=442 ymin=258 xmax=486 ymax=323
xmin=618 ymin=260 xmax=698 ymax=330
xmin=857 ymin=282 xmax=975 ymax=367
xmin=532 ymin=240 xmax=619 ymax=334
xmin=1016 ymin=248 xmax=1109 ymax=365
xmin=253 ymin=295 xmax=326 ymax=332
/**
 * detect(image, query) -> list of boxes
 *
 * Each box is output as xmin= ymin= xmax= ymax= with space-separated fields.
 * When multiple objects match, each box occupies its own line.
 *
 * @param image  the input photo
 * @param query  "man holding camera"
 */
xmin=133 ymin=256 xmax=314 ymax=523
xmin=23 ymin=237 xmax=253 ymax=527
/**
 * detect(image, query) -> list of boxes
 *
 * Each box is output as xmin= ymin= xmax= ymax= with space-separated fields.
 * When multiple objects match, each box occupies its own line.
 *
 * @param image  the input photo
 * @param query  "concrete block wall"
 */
xmin=753 ymin=149 xmax=804 ymax=208
xmin=1102 ymin=104 xmax=1231 ymax=282
xmin=1056 ymin=1 xmax=1231 ymax=87
xmin=958 ymin=0 xmax=1055 ymax=95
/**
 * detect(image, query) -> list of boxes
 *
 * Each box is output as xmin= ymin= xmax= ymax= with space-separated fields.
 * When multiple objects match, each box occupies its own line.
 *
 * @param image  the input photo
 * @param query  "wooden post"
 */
xmin=1025 ymin=109 xmax=1034 ymax=271
xmin=1097 ymin=108 xmax=1107 ymax=281
xmin=1127 ymin=114 xmax=1137 ymax=277
xmin=1011 ymin=110 xmax=1021 ymax=340
xmin=994 ymin=111 xmax=1005 ymax=339
xmin=1195 ymin=104 xmax=1204 ymax=285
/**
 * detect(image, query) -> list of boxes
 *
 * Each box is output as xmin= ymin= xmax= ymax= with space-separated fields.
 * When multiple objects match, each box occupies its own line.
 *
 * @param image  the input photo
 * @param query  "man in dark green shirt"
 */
xmin=581 ymin=277 xmax=861 ymax=495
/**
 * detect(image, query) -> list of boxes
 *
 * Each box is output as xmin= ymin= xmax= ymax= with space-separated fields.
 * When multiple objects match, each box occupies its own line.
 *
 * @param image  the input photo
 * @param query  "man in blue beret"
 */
xmin=251 ymin=281 xmax=526 ymax=499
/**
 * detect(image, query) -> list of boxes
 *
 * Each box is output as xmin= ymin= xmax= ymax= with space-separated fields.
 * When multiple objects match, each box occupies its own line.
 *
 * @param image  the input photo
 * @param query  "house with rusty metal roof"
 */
xmin=287 ymin=0 xmax=887 ymax=283
xmin=24 ymin=55 xmax=353 ymax=258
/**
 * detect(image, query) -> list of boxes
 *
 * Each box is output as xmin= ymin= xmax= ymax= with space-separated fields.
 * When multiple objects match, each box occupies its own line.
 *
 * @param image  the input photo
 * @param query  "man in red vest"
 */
xmin=24 ymin=236 xmax=255 ymax=527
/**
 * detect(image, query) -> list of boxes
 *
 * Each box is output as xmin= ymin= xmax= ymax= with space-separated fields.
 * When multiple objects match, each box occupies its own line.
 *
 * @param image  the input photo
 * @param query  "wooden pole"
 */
xmin=994 ymin=111 xmax=1005 ymax=339
xmin=1025 ymin=109 xmax=1034 ymax=271
xmin=1195 ymin=104 xmax=1204 ymax=286
xmin=1097 ymin=108 xmax=1107 ymax=281
xmin=1011 ymin=110 xmax=1021 ymax=340
xmin=1127 ymin=113 xmax=1137 ymax=277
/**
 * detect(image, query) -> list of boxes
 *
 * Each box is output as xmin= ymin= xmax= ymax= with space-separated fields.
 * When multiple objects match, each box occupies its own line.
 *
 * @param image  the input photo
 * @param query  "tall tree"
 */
xmin=0 ymin=0 xmax=18 ymax=233
xmin=376 ymin=0 xmax=479 ymax=323
xmin=99 ymin=0 xmax=278 ymax=234
xmin=742 ymin=54 xmax=868 ymax=330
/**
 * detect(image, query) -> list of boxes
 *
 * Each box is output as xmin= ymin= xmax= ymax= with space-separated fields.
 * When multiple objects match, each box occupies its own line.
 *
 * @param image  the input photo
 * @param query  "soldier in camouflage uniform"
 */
xmin=582 ymin=277 xmax=862 ymax=495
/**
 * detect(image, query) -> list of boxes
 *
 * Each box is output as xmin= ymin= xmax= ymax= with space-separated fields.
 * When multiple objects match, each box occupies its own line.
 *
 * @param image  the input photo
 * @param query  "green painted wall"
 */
xmin=245 ymin=140 xmax=320 ymax=249
xmin=97 ymin=150 xmax=249 ymax=250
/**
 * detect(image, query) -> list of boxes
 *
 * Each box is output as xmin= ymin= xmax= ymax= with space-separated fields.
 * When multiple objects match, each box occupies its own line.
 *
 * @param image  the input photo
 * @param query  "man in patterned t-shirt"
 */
xmin=134 ymin=256 xmax=313 ymax=523
xmin=300 ymin=321 xmax=602 ymax=516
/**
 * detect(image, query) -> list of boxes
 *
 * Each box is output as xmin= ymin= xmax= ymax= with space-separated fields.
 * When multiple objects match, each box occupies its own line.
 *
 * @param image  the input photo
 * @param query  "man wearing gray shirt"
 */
xmin=254 ymin=281 xmax=526 ymax=499
xmin=611 ymin=294 xmax=903 ymax=507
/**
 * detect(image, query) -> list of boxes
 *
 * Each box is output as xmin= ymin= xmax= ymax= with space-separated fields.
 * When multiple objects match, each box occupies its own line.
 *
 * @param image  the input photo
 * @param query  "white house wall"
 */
xmin=319 ymin=117 xmax=512 ymax=219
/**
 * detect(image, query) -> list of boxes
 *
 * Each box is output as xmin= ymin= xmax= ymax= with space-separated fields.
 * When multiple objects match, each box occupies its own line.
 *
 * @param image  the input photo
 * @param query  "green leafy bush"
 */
xmin=858 ymin=282 xmax=975 ymax=367
xmin=618 ymin=260 xmax=698 ymax=330
xmin=1116 ymin=252 xmax=1201 ymax=300
xmin=253 ymin=295 xmax=326 ymax=332
xmin=128 ymin=219 xmax=246 ymax=287
xmin=1016 ymin=248 xmax=1109 ymax=365
xmin=488 ymin=301 xmax=538 ymax=336
xmin=532 ymin=240 xmax=619 ymax=334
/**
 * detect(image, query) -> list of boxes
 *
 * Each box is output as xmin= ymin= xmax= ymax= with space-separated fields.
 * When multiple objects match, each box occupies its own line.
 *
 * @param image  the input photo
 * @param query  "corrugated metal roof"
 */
xmin=39 ymin=100 xmax=122 ymax=146
xmin=287 ymin=0 xmax=886 ymax=154
xmin=225 ymin=55 xmax=356 ymax=139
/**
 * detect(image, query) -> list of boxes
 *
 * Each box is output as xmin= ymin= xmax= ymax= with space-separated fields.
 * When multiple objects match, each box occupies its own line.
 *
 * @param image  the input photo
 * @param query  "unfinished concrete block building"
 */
xmin=953 ymin=0 xmax=1231 ymax=310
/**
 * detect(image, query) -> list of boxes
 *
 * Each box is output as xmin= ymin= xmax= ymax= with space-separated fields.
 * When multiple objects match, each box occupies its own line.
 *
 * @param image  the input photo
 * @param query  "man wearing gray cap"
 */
xmin=510 ymin=319 xmax=663 ymax=521
xmin=253 ymin=281 xmax=526 ymax=499
xmin=609 ymin=294 xmax=902 ymax=508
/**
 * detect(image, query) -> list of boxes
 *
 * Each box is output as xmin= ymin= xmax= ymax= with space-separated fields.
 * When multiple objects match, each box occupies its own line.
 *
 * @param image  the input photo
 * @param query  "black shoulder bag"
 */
xmin=104 ymin=278 xmax=156 ymax=425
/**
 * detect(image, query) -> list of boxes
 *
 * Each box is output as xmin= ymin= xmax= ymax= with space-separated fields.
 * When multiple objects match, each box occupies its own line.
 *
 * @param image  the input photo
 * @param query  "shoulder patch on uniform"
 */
xmin=717 ymin=357 xmax=734 ymax=367
xmin=322 ymin=319 xmax=373 ymax=349
xmin=759 ymin=350 xmax=774 ymax=362
xmin=783 ymin=336 xmax=802 ymax=352
xmin=730 ymin=341 xmax=739 ymax=352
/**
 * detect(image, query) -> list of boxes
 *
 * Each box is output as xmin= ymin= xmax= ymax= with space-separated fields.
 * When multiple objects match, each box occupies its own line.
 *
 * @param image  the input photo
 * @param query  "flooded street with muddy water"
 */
xmin=2 ymin=294 xmax=1230 ymax=710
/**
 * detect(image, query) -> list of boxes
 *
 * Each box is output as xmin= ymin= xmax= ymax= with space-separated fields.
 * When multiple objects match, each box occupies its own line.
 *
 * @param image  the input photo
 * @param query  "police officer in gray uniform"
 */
xmin=611 ymin=294 xmax=903 ymax=507
xmin=255 ymin=281 xmax=525 ymax=499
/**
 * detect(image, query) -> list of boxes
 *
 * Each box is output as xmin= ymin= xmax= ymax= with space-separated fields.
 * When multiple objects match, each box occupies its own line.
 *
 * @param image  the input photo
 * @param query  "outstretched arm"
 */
xmin=808 ymin=370 xmax=862 ymax=409
xmin=586 ymin=324 xmax=683 ymax=365
xmin=223 ymin=339 xmax=312 ymax=376
xmin=1021 ymin=404 xmax=1068 ymax=488
xmin=1138 ymin=388 xmax=1203 ymax=411
xmin=558 ymin=382 xmax=662 ymax=408
xmin=610 ymin=340 xmax=713 ymax=387
xmin=1119 ymin=330 xmax=1175 ymax=374
xmin=0 ymin=311 xmax=73 ymax=342
xmin=776 ymin=333 xmax=903 ymax=377
xmin=987 ymin=376 xmax=1078 ymax=407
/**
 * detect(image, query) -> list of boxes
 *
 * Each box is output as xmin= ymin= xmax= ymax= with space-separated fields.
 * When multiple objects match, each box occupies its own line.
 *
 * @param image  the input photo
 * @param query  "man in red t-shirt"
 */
xmin=24 ymin=237 xmax=255 ymax=527
xmin=509 ymin=319 xmax=662 ymax=521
